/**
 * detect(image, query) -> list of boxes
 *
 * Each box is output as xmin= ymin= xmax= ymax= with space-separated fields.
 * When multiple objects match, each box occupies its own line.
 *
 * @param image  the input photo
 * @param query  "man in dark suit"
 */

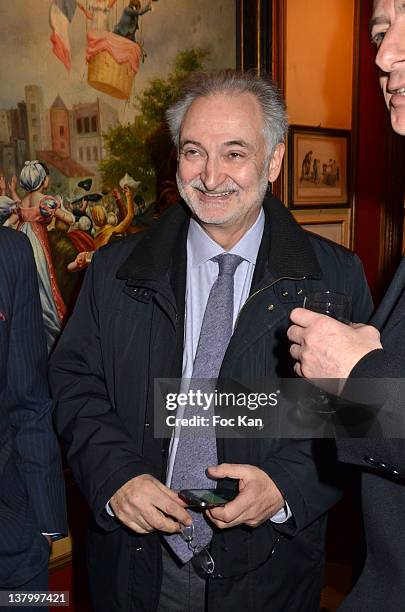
xmin=288 ymin=2 xmax=405 ymax=609
xmin=50 ymin=70 xmax=372 ymax=612
xmin=0 ymin=227 xmax=67 ymax=600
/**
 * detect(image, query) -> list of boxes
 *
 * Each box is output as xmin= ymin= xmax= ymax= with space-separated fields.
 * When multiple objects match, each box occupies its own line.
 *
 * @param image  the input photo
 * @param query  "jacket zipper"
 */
xmin=234 ymin=275 xmax=307 ymax=329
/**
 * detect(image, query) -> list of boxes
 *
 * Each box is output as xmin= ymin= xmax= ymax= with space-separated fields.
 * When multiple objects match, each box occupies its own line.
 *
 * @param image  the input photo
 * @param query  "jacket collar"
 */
xmin=254 ymin=192 xmax=322 ymax=286
xmin=116 ymin=193 xmax=322 ymax=284
xmin=116 ymin=201 xmax=189 ymax=284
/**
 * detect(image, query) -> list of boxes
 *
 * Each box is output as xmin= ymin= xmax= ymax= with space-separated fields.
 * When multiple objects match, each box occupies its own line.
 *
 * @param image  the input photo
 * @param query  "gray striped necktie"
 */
xmin=166 ymin=253 xmax=243 ymax=562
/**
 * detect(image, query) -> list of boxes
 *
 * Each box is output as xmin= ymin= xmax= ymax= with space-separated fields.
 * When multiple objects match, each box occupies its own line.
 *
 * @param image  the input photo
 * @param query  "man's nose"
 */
xmin=200 ymin=156 xmax=227 ymax=190
xmin=376 ymin=25 xmax=405 ymax=75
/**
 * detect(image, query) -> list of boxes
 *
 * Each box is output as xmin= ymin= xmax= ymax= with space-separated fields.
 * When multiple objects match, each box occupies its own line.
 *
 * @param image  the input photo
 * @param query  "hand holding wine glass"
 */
xmin=292 ymin=291 xmax=353 ymax=411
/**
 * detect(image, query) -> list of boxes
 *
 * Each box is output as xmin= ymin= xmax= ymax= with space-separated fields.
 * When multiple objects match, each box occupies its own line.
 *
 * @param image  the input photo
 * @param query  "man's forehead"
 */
xmin=180 ymin=92 xmax=265 ymax=136
xmin=185 ymin=91 xmax=261 ymax=114
xmin=372 ymin=0 xmax=405 ymax=19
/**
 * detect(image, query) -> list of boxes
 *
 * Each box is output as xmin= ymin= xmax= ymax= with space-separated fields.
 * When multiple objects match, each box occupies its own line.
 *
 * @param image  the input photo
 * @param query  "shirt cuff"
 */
xmin=105 ymin=501 xmax=115 ymax=517
xmin=270 ymin=500 xmax=292 ymax=524
xmin=42 ymin=533 xmax=64 ymax=541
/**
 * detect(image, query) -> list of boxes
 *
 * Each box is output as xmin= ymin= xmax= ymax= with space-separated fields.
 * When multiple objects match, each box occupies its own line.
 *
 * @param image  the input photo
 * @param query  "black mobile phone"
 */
xmin=179 ymin=488 xmax=237 ymax=508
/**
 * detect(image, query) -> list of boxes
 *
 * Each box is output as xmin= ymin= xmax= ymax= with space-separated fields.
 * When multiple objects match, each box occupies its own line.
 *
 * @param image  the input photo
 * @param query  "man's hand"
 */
xmin=205 ymin=464 xmax=284 ymax=529
xmin=109 ymin=474 xmax=192 ymax=534
xmin=288 ymin=308 xmax=382 ymax=380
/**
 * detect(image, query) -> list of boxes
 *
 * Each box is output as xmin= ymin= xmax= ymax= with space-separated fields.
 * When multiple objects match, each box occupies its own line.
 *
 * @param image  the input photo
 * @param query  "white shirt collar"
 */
xmin=187 ymin=208 xmax=265 ymax=268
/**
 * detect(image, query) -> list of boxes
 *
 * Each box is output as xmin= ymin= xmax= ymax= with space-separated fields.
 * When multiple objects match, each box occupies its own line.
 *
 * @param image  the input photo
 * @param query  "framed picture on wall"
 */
xmin=288 ymin=126 xmax=350 ymax=208
xmin=293 ymin=210 xmax=351 ymax=248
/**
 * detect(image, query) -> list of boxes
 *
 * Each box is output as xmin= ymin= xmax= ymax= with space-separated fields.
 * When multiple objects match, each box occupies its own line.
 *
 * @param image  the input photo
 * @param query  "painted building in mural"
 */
xmin=26 ymin=85 xmax=48 ymax=158
xmin=0 ymin=104 xmax=29 ymax=178
xmin=71 ymin=98 xmax=119 ymax=187
xmin=0 ymin=86 xmax=119 ymax=198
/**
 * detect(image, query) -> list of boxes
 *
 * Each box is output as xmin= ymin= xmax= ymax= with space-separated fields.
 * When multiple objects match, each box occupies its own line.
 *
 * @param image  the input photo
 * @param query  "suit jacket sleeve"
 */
xmin=50 ymin=250 xmax=156 ymax=531
xmin=337 ymin=348 xmax=405 ymax=475
xmin=260 ymin=439 xmax=343 ymax=536
xmin=6 ymin=231 xmax=67 ymax=534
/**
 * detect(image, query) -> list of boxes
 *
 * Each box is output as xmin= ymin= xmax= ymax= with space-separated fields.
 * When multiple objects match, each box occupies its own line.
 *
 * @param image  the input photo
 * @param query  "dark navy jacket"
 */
xmin=51 ymin=195 xmax=373 ymax=611
xmin=0 ymin=227 xmax=67 ymax=587
xmin=337 ymin=255 xmax=405 ymax=612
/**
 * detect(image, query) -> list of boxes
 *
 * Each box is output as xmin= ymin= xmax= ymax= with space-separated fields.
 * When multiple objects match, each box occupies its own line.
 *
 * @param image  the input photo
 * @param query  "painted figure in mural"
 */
xmin=3 ymin=161 xmax=74 ymax=351
xmin=77 ymin=0 xmax=118 ymax=31
xmin=68 ymin=185 xmax=136 ymax=271
xmin=48 ymin=211 xmax=95 ymax=318
xmin=300 ymin=150 xmax=312 ymax=181
xmin=113 ymin=0 xmax=153 ymax=42
xmin=0 ymin=176 xmax=19 ymax=225
xmin=71 ymin=197 xmax=92 ymax=227
xmin=92 ymin=185 xmax=135 ymax=248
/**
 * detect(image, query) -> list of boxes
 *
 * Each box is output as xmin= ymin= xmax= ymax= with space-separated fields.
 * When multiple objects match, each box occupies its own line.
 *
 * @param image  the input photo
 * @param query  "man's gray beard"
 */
xmin=176 ymin=171 xmax=270 ymax=223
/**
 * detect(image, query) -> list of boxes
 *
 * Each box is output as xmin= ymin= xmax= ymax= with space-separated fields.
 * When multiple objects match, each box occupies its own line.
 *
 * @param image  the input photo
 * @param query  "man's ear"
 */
xmin=268 ymin=143 xmax=285 ymax=183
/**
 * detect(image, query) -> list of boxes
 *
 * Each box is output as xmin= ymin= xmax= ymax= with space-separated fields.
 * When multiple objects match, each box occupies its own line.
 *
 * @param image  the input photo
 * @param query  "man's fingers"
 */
xmin=289 ymin=342 xmax=302 ymax=361
xmin=350 ymin=322 xmax=365 ymax=330
xmin=287 ymin=323 xmax=304 ymax=343
xmin=154 ymin=479 xmax=187 ymax=503
xmin=110 ymin=474 xmax=192 ymax=535
xmin=147 ymin=481 xmax=191 ymax=525
xmin=290 ymin=307 xmax=323 ymax=326
xmin=207 ymin=511 xmax=241 ymax=529
xmin=207 ymin=462 xmax=245 ymax=480
xmin=124 ymin=517 xmax=151 ymax=534
xmin=157 ymin=498 xmax=192 ymax=527
xmin=207 ymin=485 xmax=267 ymax=529
xmin=145 ymin=506 xmax=184 ymax=534
xmin=115 ymin=497 xmax=186 ymax=534
xmin=294 ymin=361 xmax=303 ymax=377
xmin=207 ymin=466 xmax=284 ymax=530
xmin=114 ymin=505 xmax=152 ymax=533
xmin=208 ymin=495 xmax=245 ymax=525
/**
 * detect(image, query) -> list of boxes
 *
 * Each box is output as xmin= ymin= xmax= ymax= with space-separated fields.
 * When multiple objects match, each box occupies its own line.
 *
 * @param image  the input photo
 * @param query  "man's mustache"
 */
xmin=179 ymin=177 xmax=239 ymax=194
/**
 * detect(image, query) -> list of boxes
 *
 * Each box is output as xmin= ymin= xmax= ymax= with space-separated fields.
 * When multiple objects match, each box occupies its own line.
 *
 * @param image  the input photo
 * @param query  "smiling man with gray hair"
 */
xmin=50 ymin=69 xmax=372 ymax=611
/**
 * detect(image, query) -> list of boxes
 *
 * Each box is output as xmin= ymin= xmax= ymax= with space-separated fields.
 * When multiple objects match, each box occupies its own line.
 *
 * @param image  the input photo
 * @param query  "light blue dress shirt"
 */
xmin=166 ymin=209 xmax=291 ymax=523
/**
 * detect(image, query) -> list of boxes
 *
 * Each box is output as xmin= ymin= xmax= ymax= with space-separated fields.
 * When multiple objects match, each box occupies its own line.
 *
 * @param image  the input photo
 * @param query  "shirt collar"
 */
xmin=187 ymin=208 xmax=265 ymax=268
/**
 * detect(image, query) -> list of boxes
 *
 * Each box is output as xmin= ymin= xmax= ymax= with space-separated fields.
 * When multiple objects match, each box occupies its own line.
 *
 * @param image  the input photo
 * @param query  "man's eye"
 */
xmin=227 ymin=152 xmax=244 ymax=159
xmin=183 ymin=149 xmax=200 ymax=158
xmin=371 ymin=30 xmax=386 ymax=47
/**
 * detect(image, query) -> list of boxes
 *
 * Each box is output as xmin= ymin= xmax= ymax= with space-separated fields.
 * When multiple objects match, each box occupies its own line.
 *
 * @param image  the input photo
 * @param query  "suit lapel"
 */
xmin=382 ymin=287 xmax=405 ymax=342
xmin=370 ymin=256 xmax=405 ymax=333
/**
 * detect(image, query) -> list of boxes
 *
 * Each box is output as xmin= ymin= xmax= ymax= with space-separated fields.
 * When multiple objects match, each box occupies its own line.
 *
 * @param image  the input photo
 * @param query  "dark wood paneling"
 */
xmin=236 ymin=0 xmax=273 ymax=75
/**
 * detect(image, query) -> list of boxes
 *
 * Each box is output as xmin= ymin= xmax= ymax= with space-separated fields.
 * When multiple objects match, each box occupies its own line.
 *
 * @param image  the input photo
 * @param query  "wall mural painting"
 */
xmin=0 ymin=0 xmax=236 ymax=350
